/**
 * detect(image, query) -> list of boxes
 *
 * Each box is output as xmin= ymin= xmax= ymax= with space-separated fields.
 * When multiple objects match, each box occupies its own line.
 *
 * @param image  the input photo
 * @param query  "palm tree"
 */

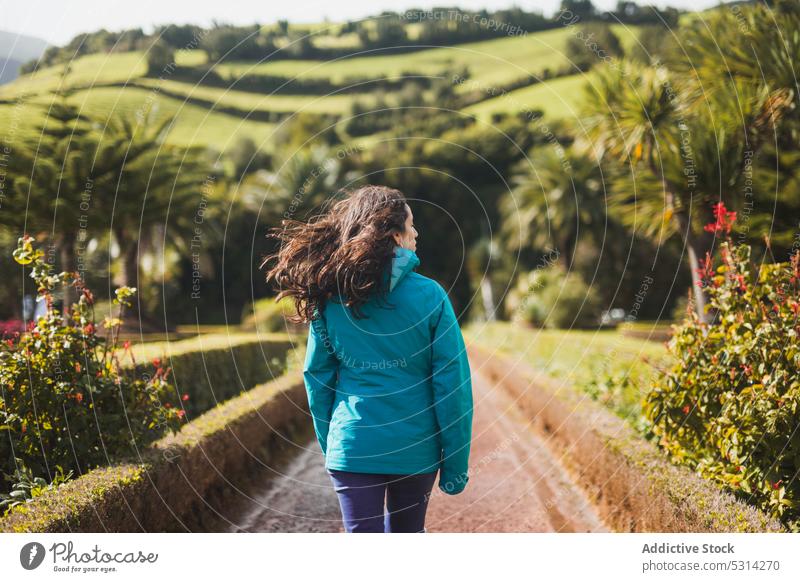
xmin=671 ymin=1 xmax=799 ymax=256
xmin=674 ymin=0 xmax=799 ymax=141
xmin=8 ymin=95 xmax=98 ymax=316
xmin=90 ymin=115 xmax=209 ymax=323
xmin=237 ymin=144 xmax=344 ymax=225
xmin=582 ymin=57 xmax=788 ymax=320
xmin=501 ymin=144 xmax=608 ymax=270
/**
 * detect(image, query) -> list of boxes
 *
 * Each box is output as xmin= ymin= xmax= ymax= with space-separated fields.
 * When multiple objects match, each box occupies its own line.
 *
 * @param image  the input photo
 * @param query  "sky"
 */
xmin=1 ymin=0 xmax=732 ymax=46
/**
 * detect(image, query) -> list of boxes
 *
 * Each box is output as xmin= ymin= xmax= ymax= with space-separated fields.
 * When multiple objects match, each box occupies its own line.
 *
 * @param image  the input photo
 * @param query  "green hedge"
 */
xmin=0 ymin=371 xmax=308 ymax=533
xmin=122 ymin=333 xmax=295 ymax=419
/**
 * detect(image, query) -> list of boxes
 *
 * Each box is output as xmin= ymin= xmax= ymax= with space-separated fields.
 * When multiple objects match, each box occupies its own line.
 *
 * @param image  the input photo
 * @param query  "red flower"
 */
xmin=83 ymin=323 xmax=95 ymax=335
xmin=682 ymin=405 xmax=690 ymax=414
xmin=176 ymin=409 xmax=185 ymax=419
xmin=772 ymin=479 xmax=783 ymax=490
xmin=182 ymin=393 xmax=190 ymax=401
xmin=152 ymin=358 xmax=161 ymax=368
xmin=123 ymin=340 xmax=131 ymax=350
xmin=704 ymin=202 xmax=737 ymax=234
xmin=164 ymin=402 xmax=171 ymax=408
xmin=75 ymin=393 xmax=84 ymax=403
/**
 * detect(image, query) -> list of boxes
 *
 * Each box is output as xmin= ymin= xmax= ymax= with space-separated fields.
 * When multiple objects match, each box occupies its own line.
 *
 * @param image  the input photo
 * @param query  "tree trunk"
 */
xmin=115 ymin=229 xmax=141 ymax=322
xmin=684 ymin=239 xmax=708 ymax=322
xmin=480 ymin=275 xmax=497 ymax=322
xmin=122 ymin=244 xmax=138 ymax=289
xmin=671 ymin=207 xmax=711 ymax=323
xmin=560 ymin=235 xmax=574 ymax=271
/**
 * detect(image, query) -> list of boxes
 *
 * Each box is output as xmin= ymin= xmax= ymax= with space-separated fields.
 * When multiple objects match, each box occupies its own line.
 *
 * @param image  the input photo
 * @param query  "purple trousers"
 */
xmin=327 ymin=468 xmax=438 ymax=533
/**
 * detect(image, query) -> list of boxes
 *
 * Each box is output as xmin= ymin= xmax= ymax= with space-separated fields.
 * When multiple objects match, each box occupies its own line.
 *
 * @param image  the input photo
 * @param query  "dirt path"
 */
xmin=229 ymin=366 xmax=608 ymax=533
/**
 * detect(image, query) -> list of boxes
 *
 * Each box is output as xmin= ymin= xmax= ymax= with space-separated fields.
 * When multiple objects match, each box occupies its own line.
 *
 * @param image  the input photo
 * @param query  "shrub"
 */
xmin=0 ymin=237 xmax=185 ymax=499
xmin=644 ymin=204 xmax=800 ymax=530
xmin=507 ymin=264 xmax=603 ymax=329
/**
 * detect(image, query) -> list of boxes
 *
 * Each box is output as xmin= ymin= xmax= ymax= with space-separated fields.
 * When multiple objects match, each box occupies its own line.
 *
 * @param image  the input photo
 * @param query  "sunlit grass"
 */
xmin=462 ymin=73 xmax=588 ymax=121
xmin=464 ymin=321 xmax=671 ymax=426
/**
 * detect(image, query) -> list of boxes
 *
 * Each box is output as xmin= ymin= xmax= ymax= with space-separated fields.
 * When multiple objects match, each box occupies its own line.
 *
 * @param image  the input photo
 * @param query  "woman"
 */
xmin=263 ymin=185 xmax=473 ymax=533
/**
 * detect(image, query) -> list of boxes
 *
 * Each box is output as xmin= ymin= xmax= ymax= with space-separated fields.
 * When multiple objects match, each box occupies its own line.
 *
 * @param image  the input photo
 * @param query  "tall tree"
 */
xmin=582 ymin=59 xmax=788 ymax=320
xmin=90 ymin=115 xmax=209 ymax=324
xmin=9 ymin=94 xmax=96 ymax=316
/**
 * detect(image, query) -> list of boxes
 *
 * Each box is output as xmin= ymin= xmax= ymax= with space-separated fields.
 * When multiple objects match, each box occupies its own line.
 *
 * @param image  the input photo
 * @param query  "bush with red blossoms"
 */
xmin=0 ymin=236 xmax=186 ymax=512
xmin=644 ymin=203 xmax=800 ymax=530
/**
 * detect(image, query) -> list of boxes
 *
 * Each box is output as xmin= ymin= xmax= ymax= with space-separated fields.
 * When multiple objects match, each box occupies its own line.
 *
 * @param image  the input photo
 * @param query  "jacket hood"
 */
xmin=389 ymin=246 xmax=420 ymax=292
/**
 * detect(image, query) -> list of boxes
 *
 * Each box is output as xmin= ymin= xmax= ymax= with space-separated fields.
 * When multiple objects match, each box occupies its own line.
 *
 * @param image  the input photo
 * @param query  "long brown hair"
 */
xmin=262 ymin=185 xmax=409 ymax=323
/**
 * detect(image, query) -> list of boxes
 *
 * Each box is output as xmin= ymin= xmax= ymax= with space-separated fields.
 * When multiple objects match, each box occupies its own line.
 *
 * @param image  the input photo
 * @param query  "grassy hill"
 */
xmin=0 ymin=24 xmax=642 ymax=152
xmin=463 ymin=73 xmax=588 ymax=121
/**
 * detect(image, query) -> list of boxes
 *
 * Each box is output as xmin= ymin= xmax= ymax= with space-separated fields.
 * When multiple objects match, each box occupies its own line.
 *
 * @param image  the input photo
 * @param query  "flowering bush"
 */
xmin=644 ymin=204 xmax=800 ymax=530
xmin=0 ymin=237 xmax=186 ymax=504
xmin=0 ymin=320 xmax=24 ymax=336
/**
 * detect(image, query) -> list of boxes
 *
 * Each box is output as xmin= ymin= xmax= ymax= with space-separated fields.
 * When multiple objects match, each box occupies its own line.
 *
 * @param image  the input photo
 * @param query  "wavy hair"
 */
xmin=262 ymin=185 xmax=409 ymax=323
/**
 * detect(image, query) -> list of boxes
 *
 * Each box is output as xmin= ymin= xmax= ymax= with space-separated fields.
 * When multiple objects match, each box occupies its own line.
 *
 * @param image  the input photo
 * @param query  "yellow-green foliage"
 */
xmin=645 ymin=239 xmax=800 ymax=530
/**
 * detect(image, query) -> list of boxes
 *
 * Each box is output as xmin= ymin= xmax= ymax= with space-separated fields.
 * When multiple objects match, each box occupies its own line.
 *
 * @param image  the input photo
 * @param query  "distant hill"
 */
xmin=0 ymin=30 xmax=48 ymax=85
xmin=0 ymin=23 xmax=643 ymax=151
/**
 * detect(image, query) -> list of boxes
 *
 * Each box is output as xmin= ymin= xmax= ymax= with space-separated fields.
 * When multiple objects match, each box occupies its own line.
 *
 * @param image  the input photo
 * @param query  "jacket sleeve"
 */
xmin=303 ymin=313 xmax=339 ymax=456
xmin=430 ymin=284 xmax=474 ymax=495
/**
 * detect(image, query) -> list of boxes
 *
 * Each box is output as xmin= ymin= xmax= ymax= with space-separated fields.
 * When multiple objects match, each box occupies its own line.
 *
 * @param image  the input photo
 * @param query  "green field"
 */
xmin=216 ymin=28 xmax=577 ymax=88
xmin=69 ymin=86 xmax=276 ymax=150
xmin=0 ymin=24 xmax=642 ymax=150
xmin=216 ymin=25 xmax=639 ymax=89
xmin=464 ymin=321 xmax=670 ymax=426
xmin=463 ymin=73 xmax=589 ymax=121
xmin=0 ymin=49 xmax=207 ymax=98
xmin=134 ymin=78 xmax=364 ymax=114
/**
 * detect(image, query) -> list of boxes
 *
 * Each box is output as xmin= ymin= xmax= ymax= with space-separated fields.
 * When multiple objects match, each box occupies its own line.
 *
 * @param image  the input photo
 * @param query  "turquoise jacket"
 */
xmin=303 ymin=246 xmax=474 ymax=495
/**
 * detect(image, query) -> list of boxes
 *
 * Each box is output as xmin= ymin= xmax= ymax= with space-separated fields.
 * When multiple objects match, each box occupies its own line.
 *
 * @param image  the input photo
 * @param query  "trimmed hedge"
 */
xmin=0 ymin=371 xmax=308 ymax=532
xmin=122 ymin=333 xmax=294 ymax=419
